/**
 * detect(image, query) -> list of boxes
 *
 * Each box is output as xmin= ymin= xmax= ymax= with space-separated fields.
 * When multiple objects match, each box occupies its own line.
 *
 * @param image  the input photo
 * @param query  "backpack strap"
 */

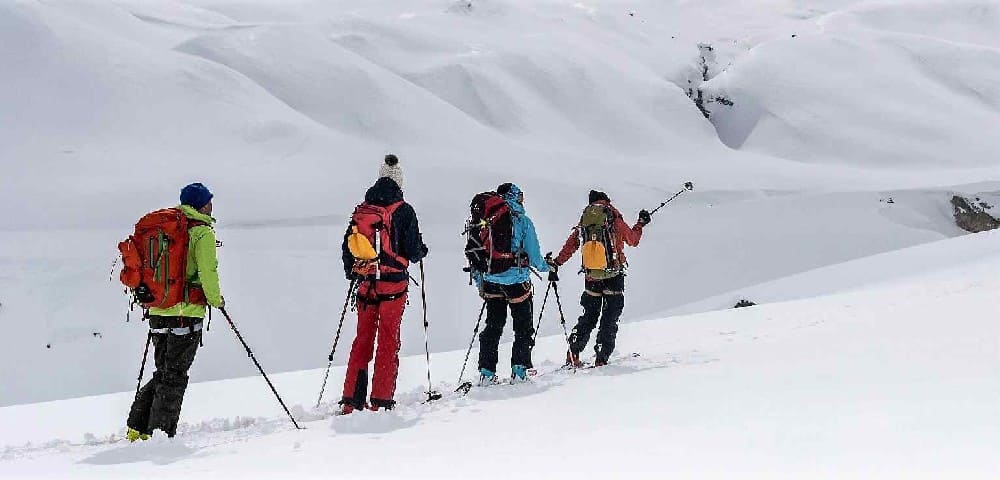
xmin=379 ymin=201 xmax=409 ymax=270
xmin=183 ymin=217 xmax=211 ymax=306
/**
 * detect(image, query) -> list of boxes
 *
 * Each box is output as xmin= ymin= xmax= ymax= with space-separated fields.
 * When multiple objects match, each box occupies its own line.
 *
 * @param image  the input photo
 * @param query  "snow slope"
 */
xmin=1 ymin=0 xmax=999 ymax=406
xmin=705 ymin=0 xmax=1000 ymax=170
xmin=2 ymin=231 xmax=998 ymax=478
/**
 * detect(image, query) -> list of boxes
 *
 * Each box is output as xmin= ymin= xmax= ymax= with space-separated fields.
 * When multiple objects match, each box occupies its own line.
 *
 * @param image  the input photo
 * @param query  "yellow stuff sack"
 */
xmin=347 ymin=226 xmax=378 ymax=261
xmin=582 ymin=239 xmax=608 ymax=270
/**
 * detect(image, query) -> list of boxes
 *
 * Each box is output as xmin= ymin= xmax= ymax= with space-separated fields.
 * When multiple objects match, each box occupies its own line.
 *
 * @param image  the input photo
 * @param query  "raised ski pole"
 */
xmin=419 ymin=261 xmax=442 ymax=402
xmin=456 ymin=301 xmax=488 ymax=394
xmin=219 ymin=307 xmax=302 ymax=430
xmin=316 ymin=278 xmax=358 ymax=408
xmin=648 ymin=181 xmax=695 ymax=216
xmin=134 ymin=332 xmax=152 ymax=400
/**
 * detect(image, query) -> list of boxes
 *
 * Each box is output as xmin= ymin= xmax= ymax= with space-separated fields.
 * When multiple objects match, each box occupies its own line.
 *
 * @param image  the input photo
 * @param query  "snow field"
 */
xmin=2 ymin=231 xmax=998 ymax=478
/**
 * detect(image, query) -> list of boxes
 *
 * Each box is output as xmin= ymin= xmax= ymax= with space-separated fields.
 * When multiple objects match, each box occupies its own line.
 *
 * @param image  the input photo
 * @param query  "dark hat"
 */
xmin=589 ymin=190 xmax=610 ymax=204
xmin=180 ymin=183 xmax=213 ymax=210
xmin=497 ymin=182 xmax=522 ymax=200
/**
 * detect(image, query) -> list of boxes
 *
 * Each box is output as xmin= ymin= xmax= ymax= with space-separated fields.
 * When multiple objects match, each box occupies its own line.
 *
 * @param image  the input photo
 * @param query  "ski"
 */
xmin=456 ymin=368 xmax=539 ymax=396
xmin=563 ymin=352 xmax=641 ymax=370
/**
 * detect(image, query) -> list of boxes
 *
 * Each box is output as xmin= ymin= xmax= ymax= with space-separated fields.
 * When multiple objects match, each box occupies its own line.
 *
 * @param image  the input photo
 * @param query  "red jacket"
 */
xmin=555 ymin=201 xmax=643 ymax=275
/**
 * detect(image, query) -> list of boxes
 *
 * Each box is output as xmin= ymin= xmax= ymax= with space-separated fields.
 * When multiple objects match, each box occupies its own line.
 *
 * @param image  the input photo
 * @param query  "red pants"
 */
xmin=341 ymin=281 xmax=407 ymax=409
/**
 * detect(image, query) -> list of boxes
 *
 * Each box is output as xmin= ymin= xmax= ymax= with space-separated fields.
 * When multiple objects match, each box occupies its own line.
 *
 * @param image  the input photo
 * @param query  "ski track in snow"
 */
xmin=1 ymin=350 xmax=710 ymax=462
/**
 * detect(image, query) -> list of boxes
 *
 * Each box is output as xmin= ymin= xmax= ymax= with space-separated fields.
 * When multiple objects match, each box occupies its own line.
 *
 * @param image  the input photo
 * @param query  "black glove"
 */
xmin=638 ymin=209 xmax=652 ymax=226
xmin=544 ymin=252 xmax=560 ymax=282
xmin=544 ymin=252 xmax=559 ymax=270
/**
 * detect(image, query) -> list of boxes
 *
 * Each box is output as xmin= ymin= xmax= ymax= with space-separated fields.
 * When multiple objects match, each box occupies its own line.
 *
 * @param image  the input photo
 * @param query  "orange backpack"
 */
xmin=118 ymin=208 xmax=206 ymax=309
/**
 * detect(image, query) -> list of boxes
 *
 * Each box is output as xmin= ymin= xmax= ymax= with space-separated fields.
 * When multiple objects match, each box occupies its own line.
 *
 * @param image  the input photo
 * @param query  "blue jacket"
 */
xmin=480 ymin=189 xmax=549 ymax=285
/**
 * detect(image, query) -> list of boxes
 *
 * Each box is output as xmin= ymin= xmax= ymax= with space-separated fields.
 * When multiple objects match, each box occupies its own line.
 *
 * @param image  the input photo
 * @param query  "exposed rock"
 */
xmin=734 ymin=299 xmax=757 ymax=309
xmin=952 ymin=195 xmax=999 ymax=233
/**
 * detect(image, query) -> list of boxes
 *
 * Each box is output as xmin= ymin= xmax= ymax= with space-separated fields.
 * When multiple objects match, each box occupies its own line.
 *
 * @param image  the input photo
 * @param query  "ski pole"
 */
xmin=108 ymin=255 xmax=118 ymax=283
xmin=456 ymin=301 xmax=487 ymax=393
xmin=316 ymin=278 xmax=359 ymax=408
xmin=648 ymin=181 xmax=694 ymax=216
xmin=419 ymin=261 xmax=442 ymax=402
xmin=134 ymin=332 xmax=152 ymax=400
xmin=551 ymin=282 xmax=570 ymax=344
xmin=220 ymin=307 xmax=302 ymax=430
xmin=532 ymin=281 xmax=552 ymax=342
xmin=528 ymin=267 xmax=544 ymax=281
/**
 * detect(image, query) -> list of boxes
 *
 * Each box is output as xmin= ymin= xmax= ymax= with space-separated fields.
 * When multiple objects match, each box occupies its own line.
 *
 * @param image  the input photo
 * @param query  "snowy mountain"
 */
xmin=1 ymin=0 xmax=998 ymax=477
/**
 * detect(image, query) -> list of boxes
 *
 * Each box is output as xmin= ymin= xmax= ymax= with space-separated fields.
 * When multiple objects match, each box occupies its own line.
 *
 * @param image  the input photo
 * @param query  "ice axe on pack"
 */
xmin=647 ymin=181 xmax=694 ymax=216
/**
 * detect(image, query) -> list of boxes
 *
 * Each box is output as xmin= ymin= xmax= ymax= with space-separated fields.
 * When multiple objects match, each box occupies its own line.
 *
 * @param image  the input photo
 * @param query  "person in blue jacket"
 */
xmin=476 ymin=182 xmax=550 ymax=384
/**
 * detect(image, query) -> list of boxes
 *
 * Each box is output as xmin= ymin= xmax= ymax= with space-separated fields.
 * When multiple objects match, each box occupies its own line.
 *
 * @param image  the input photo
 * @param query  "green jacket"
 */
xmin=148 ymin=205 xmax=223 ymax=319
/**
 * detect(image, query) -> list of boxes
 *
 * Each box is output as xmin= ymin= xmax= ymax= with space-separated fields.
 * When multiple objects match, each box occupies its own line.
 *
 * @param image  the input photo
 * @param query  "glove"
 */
xmin=544 ymin=253 xmax=560 ymax=282
xmin=544 ymin=252 xmax=560 ymax=271
xmin=638 ymin=209 xmax=652 ymax=226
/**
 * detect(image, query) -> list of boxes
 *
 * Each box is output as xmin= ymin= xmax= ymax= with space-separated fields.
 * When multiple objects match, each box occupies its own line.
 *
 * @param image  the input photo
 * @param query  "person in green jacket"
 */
xmin=126 ymin=183 xmax=224 ymax=441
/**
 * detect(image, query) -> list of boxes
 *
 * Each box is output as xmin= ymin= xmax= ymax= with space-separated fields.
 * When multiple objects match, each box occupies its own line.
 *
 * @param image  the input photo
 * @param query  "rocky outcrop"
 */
xmin=734 ymin=299 xmax=757 ymax=309
xmin=952 ymin=195 xmax=1000 ymax=233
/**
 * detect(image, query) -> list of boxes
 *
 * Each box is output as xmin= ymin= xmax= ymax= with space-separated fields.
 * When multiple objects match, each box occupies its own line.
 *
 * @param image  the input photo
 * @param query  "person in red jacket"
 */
xmin=548 ymin=190 xmax=650 ymax=366
xmin=339 ymin=155 xmax=428 ymax=414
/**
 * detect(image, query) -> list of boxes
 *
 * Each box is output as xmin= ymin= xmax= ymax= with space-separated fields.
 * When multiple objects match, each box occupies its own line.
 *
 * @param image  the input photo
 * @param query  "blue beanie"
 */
xmin=180 ymin=183 xmax=213 ymax=209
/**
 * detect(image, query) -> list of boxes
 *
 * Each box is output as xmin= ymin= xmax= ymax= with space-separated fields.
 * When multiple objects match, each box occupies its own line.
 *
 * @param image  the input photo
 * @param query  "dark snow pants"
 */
xmin=569 ymin=274 xmax=625 ymax=363
xmin=478 ymin=280 xmax=535 ymax=373
xmin=127 ymin=316 xmax=202 ymax=437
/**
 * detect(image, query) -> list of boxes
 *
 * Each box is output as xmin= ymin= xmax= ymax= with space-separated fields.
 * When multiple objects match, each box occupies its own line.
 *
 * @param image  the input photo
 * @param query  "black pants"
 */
xmin=569 ymin=275 xmax=625 ymax=363
xmin=127 ymin=316 xmax=202 ymax=437
xmin=478 ymin=280 xmax=534 ymax=372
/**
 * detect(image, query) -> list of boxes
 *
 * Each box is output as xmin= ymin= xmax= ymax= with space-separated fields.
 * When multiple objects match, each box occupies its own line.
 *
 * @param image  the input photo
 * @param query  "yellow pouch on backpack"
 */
xmin=582 ymin=239 xmax=608 ymax=270
xmin=347 ymin=226 xmax=378 ymax=261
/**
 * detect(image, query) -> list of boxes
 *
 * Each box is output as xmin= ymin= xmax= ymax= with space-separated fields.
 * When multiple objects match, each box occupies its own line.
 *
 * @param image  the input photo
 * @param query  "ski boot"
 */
xmin=565 ymin=350 xmax=583 ymax=368
xmin=126 ymin=427 xmax=150 ymax=443
xmin=511 ymin=365 xmax=530 ymax=383
xmin=478 ymin=368 xmax=499 ymax=387
xmin=369 ymin=399 xmax=396 ymax=412
xmin=336 ymin=404 xmax=354 ymax=416
xmin=336 ymin=399 xmax=367 ymax=416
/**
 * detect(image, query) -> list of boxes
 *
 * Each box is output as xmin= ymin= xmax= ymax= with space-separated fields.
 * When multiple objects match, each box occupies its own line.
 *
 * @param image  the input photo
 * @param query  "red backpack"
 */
xmin=118 ymin=208 xmax=207 ymax=308
xmin=346 ymin=201 xmax=408 ymax=279
xmin=464 ymin=192 xmax=516 ymax=274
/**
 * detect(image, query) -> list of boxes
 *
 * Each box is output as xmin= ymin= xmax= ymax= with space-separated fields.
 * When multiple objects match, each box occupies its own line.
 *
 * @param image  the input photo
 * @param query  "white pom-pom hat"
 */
xmin=379 ymin=154 xmax=404 ymax=191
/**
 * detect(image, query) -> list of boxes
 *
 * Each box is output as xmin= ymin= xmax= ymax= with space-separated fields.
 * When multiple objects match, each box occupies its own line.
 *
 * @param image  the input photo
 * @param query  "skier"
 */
xmin=475 ymin=183 xmax=549 ymax=384
xmin=339 ymin=154 xmax=428 ymax=414
xmin=548 ymin=190 xmax=649 ymax=367
xmin=126 ymin=182 xmax=224 ymax=441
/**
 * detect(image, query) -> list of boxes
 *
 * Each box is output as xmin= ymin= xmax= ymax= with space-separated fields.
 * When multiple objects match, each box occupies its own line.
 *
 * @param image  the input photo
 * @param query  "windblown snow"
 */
xmin=1 ymin=0 xmax=998 ymax=478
